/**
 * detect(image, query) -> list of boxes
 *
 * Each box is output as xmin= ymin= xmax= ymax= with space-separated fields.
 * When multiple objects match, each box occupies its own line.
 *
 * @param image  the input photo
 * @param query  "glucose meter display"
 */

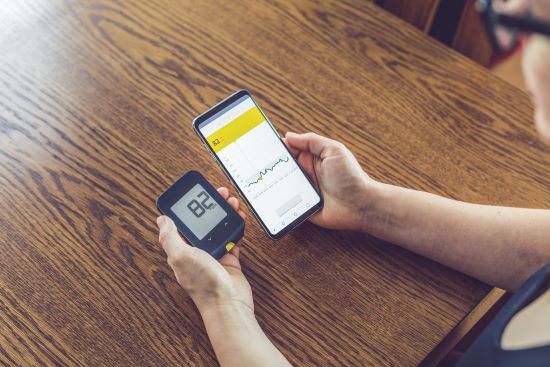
xmin=170 ymin=183 xmax=227 ymax=240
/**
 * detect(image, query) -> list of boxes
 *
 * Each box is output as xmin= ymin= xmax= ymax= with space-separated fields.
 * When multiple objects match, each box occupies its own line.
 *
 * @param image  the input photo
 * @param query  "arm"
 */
xmin=200 ymin=303 xmax=290 ymax=367
xmin=156 ymin=188 xmax=291 ymax=367
xmin=365 ymin=183 xmax=550 ymax=291
xmin=285 ymin=132 xmax=550 ymax=291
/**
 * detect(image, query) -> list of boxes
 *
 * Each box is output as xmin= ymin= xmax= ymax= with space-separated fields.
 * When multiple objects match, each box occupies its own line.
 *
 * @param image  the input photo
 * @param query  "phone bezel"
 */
xmin=192 ymin=89 xmax=323 ymax=240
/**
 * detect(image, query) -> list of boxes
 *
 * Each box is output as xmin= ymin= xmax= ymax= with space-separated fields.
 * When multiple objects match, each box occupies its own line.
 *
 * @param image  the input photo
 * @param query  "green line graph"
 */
xmin=246 ymin=156 xmax=290 ymax=188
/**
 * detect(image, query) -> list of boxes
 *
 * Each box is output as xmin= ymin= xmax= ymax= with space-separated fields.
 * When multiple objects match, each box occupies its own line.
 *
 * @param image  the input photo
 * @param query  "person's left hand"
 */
xmin=156 ymin=187 xmax=252 ymax=312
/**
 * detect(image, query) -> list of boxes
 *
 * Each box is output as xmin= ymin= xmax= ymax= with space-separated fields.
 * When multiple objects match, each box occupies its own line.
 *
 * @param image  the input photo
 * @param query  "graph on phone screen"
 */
xmin=199 ymin=95 xmax=320 ymax=235
xmin=246 ymin=155 xmax=290 ymax=188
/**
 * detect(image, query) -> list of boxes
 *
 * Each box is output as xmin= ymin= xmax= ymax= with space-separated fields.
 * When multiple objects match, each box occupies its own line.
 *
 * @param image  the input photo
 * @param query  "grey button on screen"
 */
xmin=276 ymin=195 xmax=302 ymax=217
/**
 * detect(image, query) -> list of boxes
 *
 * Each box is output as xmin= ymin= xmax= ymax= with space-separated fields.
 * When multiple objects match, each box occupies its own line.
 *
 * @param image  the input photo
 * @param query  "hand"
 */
xmin=284 ymin=132 xmax=373 ymax=231
xmin=156 ymin=187 xmax=252 ymax=312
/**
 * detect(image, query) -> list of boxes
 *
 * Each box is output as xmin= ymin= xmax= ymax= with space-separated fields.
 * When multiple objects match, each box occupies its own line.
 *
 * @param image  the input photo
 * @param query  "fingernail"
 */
xmin=156 ymin=216 xmax=166 ymax=228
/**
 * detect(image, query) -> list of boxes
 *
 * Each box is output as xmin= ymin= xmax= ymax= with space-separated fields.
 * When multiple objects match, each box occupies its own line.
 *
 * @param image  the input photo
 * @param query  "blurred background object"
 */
xmin=375 ymin=0 xmax=526 ymax=91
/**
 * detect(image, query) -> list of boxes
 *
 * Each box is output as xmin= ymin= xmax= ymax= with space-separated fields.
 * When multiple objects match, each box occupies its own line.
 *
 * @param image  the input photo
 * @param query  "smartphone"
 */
xmin=193 ymin=90 xmax=323 ymax=239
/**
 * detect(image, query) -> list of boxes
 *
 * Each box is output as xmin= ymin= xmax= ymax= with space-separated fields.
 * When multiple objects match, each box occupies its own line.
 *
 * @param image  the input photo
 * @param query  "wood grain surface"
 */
xmin=1 ymin=1 xmax=549 ymax=366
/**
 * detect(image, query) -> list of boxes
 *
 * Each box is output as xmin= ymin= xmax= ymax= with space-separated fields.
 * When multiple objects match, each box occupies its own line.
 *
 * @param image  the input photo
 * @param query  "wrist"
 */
xmin=197 ymin=298 xmax=255 ymax=321
xmin=198 ymin=295 xmax=290 ymax=367
xmin=189 ymin=276 xmax=252 ymax=315
xmin=199 ymin=300 xmax=259 ymax=344
xmin=358 ymin=179 xmax=395 ymax=234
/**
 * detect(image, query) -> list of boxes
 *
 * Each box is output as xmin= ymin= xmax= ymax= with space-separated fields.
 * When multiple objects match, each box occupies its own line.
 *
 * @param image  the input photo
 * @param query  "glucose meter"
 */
xmin=157 ymin=171 xmax=245 ymax=259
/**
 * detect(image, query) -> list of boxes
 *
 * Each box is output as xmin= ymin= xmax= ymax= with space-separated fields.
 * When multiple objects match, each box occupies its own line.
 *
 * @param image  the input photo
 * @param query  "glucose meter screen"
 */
xmin=171 ymin=184 xmax=227 ymax=240
xmin=199 ymin=95 xmax=321 ymax=235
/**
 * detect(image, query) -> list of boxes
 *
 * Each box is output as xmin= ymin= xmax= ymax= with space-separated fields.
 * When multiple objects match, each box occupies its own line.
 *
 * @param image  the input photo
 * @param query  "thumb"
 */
xmin=285 ymin=132 xmax=334 ymax=158
xmin=157 ymin=216 xmax=192 ymax=259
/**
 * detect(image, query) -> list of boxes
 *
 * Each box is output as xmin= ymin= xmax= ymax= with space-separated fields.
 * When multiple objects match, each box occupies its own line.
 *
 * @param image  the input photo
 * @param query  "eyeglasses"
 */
xmin=477 ymin=0 xmax=550 ymax=53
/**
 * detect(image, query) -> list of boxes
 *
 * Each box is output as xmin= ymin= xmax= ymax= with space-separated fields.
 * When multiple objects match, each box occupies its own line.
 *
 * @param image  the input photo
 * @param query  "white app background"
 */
xmin=201 ymin=99 xmax=320 ymax=234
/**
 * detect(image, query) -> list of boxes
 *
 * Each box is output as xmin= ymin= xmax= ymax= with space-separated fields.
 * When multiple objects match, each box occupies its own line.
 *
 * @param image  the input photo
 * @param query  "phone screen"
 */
xmin=196 ymin=93 xmax=321 ymax=236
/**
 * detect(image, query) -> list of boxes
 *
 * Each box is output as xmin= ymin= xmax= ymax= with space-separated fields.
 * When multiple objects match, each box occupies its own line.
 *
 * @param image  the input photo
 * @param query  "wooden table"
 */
xmin=2 ymin=1 xmax=549 ymax=366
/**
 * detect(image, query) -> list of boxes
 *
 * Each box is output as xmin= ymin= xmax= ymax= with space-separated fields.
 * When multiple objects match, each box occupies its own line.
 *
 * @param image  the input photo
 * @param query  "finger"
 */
xmin=238 ymin=210 xmax=246 ymax=220
xmin=297 ymin=151 xmax=316 ymax=180
xmin=157 ymin=216 xmax=191 ymax=257
xmin=282 ymin=137 xmax=300 ymax=158
xmin=217 ymin=187 xmax=230 ymax=200
xmin=227 ymin=196 xmax=239 ymax=211
xmin=230 ymin=243 xmax=241 ymax=258
xmin=219 ymin=242 xmax=241 ymax=260
xmin=285 ymin=132 xmax=335 ymax=157
xmin=219 ymin=244 xmax=242 ymax=269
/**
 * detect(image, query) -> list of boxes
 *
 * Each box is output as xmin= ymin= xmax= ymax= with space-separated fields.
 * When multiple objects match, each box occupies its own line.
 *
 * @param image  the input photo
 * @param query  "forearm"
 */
xmin=363 ymin=183 xmax=550 ymax=291
xmin=199 ymin=303 xmax=292 ymax=367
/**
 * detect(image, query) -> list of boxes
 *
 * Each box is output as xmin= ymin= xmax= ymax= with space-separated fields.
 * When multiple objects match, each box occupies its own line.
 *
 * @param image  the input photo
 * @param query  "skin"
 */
xmin=156 ymin=1 xmax=550 ymax=364
xmin=158 ymin=190 xmax=249 ymax=312
xmin=157 ymin=190 xmax=291 ymax=367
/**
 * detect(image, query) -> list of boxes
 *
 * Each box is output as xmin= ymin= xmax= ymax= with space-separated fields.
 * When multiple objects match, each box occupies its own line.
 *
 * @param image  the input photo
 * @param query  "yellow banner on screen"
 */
xmin=206 ymin=107 xmax=265 ymax=153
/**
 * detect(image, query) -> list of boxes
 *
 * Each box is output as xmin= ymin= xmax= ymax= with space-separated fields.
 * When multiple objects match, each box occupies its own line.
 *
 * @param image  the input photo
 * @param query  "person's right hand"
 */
xmin=156 ymin=187 xmax=252 ymax=313
xmin=284 ymin=132 xmax=374 ymax=231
